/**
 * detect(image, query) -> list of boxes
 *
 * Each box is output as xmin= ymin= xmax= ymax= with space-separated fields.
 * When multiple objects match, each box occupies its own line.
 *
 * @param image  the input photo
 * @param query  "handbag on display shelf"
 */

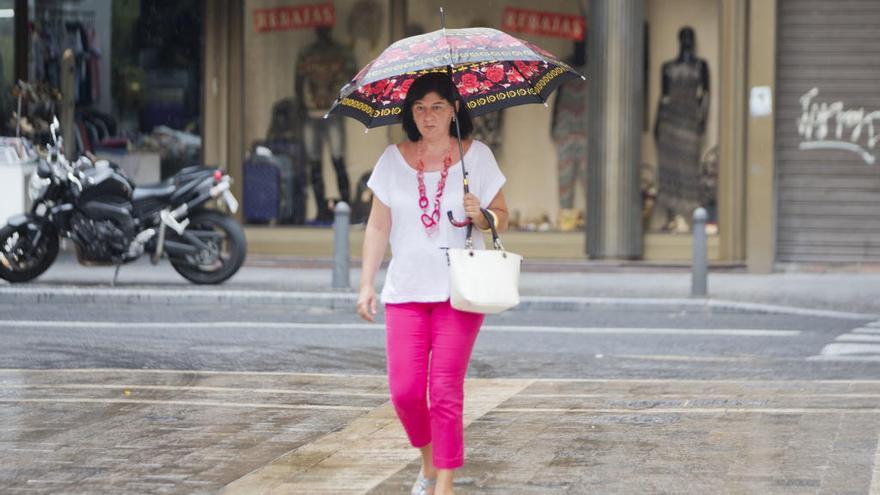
xmin=448 ymin=209 xmax=522 ymax=314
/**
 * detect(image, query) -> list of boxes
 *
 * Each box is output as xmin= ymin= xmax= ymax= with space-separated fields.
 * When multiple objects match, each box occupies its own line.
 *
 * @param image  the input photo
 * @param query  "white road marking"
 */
xmin=808 ymin=355 xmax=880 ymax=362
xmin=0 ymin=368 xmax=386 ymax=378
xmin=821 ymin=343 xmax=880 ymax=356
xmin=815 ymin=320 xmax=880 ymax=361
xmin=0 ymin=320 xmax=801 ymax=337
xmin=518 ymin=393 xmax=880 ymax=399
xmin=7 ymin=384 xmax=880 ymax=400
xmin=493 ymin=407 xmax=880 ymax=415
xmin=2 ymin=398 xmax=880 ymax=416
xmin=613 ymin=354 xmax=757 ymax=362
xmin=221 ymin=379 xmax=532 ymax=494
xmin=0 ymin=384 xmax=388 ymax=397
xmin=484 ymin=325 xmax=800 ymax=337
xmin=837 ymin=334 xmax=880 ymax=342
xmin=0 ymin=398 xmax=374 ymax=411
xmin=6 ymin=368 xmax=880 ymax=384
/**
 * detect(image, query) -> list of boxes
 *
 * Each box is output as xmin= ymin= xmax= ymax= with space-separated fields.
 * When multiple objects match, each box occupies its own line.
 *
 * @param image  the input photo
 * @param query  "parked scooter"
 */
xmin=0 ymin=118 xmax=246 ymax=284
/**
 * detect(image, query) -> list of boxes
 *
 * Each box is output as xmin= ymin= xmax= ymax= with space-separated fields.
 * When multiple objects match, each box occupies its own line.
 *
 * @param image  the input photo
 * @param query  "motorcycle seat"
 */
xmin=133 ymin=182 xmax=177 ymax=202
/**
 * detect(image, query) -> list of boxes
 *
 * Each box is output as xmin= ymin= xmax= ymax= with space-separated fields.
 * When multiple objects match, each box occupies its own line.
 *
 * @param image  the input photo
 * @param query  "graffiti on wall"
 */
xmin=797 ymin=87 xmax=880 ymax=165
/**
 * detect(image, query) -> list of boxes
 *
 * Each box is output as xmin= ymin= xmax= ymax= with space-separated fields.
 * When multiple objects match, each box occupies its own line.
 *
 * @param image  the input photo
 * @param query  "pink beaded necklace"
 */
xmin=416 ymin=139 xmax=453 ymax=236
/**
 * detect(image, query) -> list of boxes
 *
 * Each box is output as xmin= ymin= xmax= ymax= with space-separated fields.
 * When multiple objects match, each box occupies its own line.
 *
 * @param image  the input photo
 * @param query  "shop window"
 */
xmin=241 ymin=0 xmax=389 ymax=226
xmin=19 ymin=0 xmax=202 ymax=183
xmin=643 ymin=0 xmax=720 ymax=235
xmin=0 ymin=0 xmax=13 ymax=122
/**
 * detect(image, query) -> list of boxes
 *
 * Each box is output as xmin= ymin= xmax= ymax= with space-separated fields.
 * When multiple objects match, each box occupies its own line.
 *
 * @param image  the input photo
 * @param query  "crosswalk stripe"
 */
xmin=815 ymin=319 xmax=880 ymax=360
xmin=836 ymin=334 xmax=880 ymax=342
xmin=809 ymin=355 xmax=880 ymax=362
xmin=821 ymin=343 xmax=880 ymax=356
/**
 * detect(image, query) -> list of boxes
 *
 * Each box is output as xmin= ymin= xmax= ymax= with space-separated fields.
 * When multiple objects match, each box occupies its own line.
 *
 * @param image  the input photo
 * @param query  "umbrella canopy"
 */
xmin=325 ymin=26 xmax=586 ymax=128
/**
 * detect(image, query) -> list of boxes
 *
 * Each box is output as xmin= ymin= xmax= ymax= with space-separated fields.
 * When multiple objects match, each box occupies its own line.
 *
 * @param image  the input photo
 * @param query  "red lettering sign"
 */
xmin=501 ymin=7 xmax=585 ymax=41
xmin=254 ymin=3 xmax=335 ymax=33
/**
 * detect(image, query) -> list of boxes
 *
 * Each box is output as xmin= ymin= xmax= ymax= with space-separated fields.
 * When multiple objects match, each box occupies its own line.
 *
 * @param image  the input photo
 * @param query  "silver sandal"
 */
xmin=410 ymin=468 xmax=437 ymax=495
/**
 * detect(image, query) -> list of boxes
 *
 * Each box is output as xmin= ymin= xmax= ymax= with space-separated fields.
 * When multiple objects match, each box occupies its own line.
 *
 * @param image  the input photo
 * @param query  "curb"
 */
xmin=1 ymin=287 xmax=877 ymax=320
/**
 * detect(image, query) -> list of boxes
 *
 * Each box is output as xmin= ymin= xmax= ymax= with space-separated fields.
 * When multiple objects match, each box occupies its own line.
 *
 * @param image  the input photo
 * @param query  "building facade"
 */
xmin=11 ymin=0 xmax=879 ymax=269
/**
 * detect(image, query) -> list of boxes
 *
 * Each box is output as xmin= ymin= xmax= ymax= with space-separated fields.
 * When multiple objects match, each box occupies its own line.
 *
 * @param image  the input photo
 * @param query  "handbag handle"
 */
xmin=465 ymin=208 xmax=505 ymax=251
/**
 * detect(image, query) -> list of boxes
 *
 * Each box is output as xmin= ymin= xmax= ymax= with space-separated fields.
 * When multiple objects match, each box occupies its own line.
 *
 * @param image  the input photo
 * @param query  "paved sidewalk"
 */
xmin=2 ymin=369 xmax=878 ymax=494
xmin=6 ymin=253 xmax=880 ymax=315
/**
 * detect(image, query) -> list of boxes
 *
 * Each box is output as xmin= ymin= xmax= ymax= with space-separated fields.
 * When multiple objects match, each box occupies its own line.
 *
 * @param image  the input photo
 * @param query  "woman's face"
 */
xmin=411 ymin=91 xmax=456 ymax=141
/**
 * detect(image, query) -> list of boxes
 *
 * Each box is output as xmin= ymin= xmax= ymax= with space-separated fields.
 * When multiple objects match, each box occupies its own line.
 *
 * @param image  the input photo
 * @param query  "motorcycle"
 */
xmin=0 ymin=118 xmax=247 ymax=284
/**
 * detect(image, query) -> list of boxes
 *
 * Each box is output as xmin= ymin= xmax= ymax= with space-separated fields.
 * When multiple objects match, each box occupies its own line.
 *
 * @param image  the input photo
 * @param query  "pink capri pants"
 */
xmin=384 ymin=300 xmax=484 ymax=469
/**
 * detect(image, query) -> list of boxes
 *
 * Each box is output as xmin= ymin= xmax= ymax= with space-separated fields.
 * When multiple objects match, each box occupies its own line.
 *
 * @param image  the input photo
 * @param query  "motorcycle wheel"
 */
xmin=0 ymin=223 xmax=59 ymax=283
xmin=169 ymin=211 xmax=246 ymax=285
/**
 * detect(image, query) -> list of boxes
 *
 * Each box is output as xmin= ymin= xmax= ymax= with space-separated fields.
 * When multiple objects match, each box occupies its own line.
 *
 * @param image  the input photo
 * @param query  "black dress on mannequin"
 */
xmin=654 ymin=27 xmax=710 ymax=231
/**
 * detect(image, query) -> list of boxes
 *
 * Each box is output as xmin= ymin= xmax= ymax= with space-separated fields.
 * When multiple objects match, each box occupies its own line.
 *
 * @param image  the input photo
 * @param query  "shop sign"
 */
xmin=254 ymin=3 xmax=335 ymax=33
xmin=501 ymin=7 xmax=585 ymax=41
xmin=798 ymin=87 xmax=880 ymax=165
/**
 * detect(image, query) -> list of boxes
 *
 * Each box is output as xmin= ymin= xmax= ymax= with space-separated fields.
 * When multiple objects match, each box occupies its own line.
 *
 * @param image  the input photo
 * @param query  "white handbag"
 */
xmin=448 ymin=210 xmax=522 ymax=314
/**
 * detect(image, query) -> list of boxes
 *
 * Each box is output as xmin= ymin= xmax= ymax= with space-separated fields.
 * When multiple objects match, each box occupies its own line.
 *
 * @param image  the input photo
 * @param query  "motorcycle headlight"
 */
xmin=28 ymin=172 xmax=51 ymax=201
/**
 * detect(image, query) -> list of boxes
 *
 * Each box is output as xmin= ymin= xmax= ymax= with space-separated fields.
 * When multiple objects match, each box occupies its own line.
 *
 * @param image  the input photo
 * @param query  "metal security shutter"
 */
xmin=775 ymin=0 xmax=880 ymax=262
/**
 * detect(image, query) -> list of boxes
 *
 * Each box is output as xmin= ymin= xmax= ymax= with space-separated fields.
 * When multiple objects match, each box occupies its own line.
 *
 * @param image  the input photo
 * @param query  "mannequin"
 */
xmin=296 ymin=27 xmax=356 ymax=222
xmin=653 ymin=27 xmax=710 ymax=232
xmin=551 ymin=39 xmax=588 ymax=231
xmin=468 ymin=18 xmax=505 ymax=156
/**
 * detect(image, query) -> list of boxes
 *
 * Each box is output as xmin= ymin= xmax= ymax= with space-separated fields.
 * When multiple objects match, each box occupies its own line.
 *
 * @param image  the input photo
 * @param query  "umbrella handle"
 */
xmin=447 ymin=210 xmax=472 ymax=227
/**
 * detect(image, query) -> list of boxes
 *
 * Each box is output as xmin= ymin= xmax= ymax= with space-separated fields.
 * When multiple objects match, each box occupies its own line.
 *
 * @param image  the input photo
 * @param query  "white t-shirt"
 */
xmin=367 ymin=140 xmax=507 ymax=304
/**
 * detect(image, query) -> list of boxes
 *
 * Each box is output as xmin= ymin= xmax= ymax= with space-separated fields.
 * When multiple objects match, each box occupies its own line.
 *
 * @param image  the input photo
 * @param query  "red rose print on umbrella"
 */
xmin=391 ymin=78 xmax=414 ymax=101
xmin=459 ymin=73 xmax=481 ymax=93
xmin=486 ymin=65 xmax=506 ymax=84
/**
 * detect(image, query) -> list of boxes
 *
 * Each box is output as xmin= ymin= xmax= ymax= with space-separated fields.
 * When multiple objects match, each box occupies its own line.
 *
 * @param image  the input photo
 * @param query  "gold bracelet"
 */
xmin=478 ymin=209 xmax=498 ymax=233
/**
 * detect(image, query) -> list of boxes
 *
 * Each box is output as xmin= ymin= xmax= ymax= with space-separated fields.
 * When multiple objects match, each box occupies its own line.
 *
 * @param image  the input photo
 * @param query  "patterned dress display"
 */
xmin=471 ymin=111 xmax=504 ymax=156
xmin=551 ymin=65 xmax=588 ymax=210
xmin=655 ymin=60 xmax=708 ymax=222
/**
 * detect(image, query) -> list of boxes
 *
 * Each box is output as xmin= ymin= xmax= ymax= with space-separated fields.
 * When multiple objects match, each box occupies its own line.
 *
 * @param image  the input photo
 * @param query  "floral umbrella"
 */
xmin=325 ymin=26 xmax=585 ymax=128
xmin=325 ymin=12 xmax=586 ymax=227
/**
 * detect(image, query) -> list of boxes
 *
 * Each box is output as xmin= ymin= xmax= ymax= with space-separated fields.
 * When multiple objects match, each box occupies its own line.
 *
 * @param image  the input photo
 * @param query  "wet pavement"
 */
xmin=4 ymin=258 xmax=880 ymax=493
xmin=2 ymin=369 xmax=879 ymax=494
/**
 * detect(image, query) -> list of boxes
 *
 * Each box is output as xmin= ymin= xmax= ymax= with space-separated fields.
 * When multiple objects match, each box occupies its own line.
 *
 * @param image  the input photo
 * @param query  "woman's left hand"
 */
xmin=463 ymin=193 xmax=482 ymax=223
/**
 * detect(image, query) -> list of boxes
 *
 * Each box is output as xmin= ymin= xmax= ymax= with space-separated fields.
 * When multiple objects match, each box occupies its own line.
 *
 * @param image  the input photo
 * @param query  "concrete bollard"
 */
xmin=691 ymin=207 xmax=708 ymax=297
xmin=332 ymin=201 xmax=351 ymax=290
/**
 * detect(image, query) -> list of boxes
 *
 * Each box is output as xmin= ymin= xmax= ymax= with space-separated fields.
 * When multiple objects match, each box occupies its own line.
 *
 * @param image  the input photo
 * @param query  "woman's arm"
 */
xmin=464 ymin=190 xmax=509 ymax=233
xmin=357 ymin=196 xmax=391 ymax=322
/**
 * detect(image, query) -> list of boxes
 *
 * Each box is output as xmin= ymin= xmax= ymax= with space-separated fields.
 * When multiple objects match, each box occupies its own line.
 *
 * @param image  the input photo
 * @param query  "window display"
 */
xmin=551 ymin=39 xmax=587 ymax=232
xmin=643 ymin=0 xmax=720 ymax=235
xmin=653 ymin=26 xmax=710 ymax=232
xmin=296 ymin=26 xmax=355 ymax=220
xmin=17 ymin=0 xmax=202 ymax=183
xmin=243 ymin=0 xmax=389 ymax=226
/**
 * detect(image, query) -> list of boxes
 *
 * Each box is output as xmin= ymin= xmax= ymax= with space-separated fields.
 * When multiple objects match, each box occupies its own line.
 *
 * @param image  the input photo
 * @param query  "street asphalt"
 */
xmin=3 ymin=252 xmax=880 ymax=493
xmin=3 ymin=251 xmax=880 ymax=317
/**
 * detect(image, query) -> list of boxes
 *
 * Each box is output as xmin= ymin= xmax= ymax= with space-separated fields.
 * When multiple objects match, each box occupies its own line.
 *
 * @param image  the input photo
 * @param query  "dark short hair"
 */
xmin=401 ymin=72 xmax=473 ymax=142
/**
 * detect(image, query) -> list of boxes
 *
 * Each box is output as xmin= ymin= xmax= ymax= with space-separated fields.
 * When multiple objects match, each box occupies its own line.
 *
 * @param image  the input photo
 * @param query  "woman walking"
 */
xmin=356 ymin=72 xmax=508 ymax=495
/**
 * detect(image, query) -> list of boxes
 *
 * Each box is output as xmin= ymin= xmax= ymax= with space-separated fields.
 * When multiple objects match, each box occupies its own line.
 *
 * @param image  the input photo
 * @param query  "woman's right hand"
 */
xmin=356 ymin=285 xmax=377 ymax=322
